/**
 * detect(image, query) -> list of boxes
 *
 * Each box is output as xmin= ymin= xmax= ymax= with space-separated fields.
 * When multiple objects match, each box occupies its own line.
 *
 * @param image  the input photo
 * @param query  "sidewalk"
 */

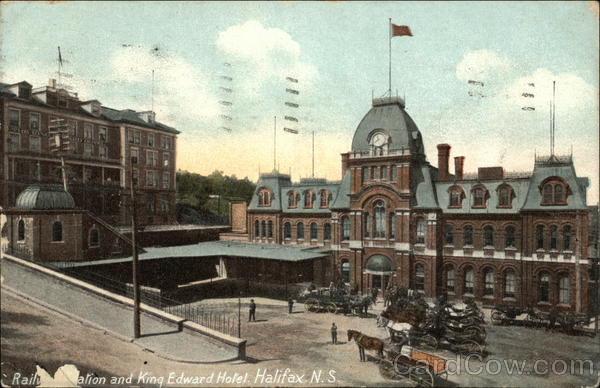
xmin=1 ymin=258 xmax=238 ymax=363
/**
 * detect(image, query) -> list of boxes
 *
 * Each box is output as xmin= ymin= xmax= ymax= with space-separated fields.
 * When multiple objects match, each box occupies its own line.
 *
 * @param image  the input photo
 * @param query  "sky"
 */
xmin=1 ymin=1 xmax=598 ymax=203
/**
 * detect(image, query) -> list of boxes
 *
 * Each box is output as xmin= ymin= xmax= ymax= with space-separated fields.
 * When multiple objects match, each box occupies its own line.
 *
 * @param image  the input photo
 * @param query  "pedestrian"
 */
xmin=331 ymin=322 xmax=337 ymax=344
xmin=547 ymin=307 xmax=557 ymax=331
xmin=371 ymin=287 xmax=378 ymax=303
xmin=248 ymin=299 xmax=256 ymax=322
xmin=288 ymin=297 xmax=294 ymax=314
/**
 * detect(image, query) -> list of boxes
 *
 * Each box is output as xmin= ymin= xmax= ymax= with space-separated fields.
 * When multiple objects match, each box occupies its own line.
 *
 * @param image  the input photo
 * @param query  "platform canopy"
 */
xmin=51 ymin=240 xmax=329 ymax=268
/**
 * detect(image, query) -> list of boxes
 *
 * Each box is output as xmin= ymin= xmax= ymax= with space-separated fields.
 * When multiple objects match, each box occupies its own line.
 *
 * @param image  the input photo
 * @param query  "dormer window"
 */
xmin=288 ymin=190 xmax=300 ymax=208
xmin=471 ymin=185 xmax=488 ymax=208
xmin=497 ymin=184 xmax=514 ymax=208
xmin=541 ymin=177 xmax=568 ymax=205
xmin=320 ymin=190 xmax=332 ymax=208
xmin=304 ymin=190 xmax=316 ymax=208
xmin=258 ymin=188 xmax=272 ymax=207
xmin=448 ymin=185 xmax=465 ymax=208
xmin=18 ymin=85 xmax=32 ymax=99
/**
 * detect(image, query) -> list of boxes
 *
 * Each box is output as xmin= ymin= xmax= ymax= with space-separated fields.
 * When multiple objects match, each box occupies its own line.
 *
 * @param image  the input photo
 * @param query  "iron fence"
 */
xmin=36 ymin=260 xmax=240 ymax=337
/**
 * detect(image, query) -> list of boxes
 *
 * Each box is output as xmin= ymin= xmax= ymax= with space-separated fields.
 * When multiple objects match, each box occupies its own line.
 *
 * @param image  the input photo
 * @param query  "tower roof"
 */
xmin=351 ymin=96 xmax=424 ymax=155
xmin=15 ymin=184 xmax=76 ymax=210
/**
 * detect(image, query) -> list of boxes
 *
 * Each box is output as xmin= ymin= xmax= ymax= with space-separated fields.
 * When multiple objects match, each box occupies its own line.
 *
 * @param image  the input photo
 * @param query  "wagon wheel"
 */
xmin=458 ymin=339 xmax=483 ymax=356
xmin=304 ymin=298 xmax=318 ymax=312
xmin=409 ymin=363 xmax=434 ymax=387
xmin=419 ymin=334 xmax=438 ymax=350
xmin=465 ymin=326 xmax=486 ymax=340
xmin=491 ymin=310 xmax=504 ymax=325
xmin=326 ymin=302 xmax=338 ymax=314
xmin=392 ymin=355 xmax=411 ymax=377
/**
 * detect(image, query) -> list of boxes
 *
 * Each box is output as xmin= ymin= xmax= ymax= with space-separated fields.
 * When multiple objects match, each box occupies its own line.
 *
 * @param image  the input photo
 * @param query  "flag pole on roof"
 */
xmin=389 ymin=19 xmax=413 ymax=97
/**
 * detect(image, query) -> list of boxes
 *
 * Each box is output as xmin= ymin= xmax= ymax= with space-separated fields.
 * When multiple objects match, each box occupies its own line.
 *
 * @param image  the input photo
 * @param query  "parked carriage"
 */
xmin=491 ymin=305 xmax=594 ymax=336
xmin=299 ymin=287 xmax=373 ymax=315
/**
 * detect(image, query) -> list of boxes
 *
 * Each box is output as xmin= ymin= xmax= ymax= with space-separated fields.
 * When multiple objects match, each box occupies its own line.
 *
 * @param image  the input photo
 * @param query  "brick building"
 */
xmin=236 ymin=96 xmax=592 ymax=312
xmin=0 ymin=80 xmax=179 ymax=226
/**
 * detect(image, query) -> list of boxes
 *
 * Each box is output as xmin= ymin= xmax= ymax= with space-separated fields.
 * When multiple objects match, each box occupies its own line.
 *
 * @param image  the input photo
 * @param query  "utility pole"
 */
xmin=130 ymin=160 xmax=141 ymax=338
xmin=238 ymin=292 xmax=242 ymax=338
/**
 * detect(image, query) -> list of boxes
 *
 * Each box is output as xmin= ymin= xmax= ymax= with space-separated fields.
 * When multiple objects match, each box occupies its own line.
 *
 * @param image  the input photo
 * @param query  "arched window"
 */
xmin=505 ymin=226 xmax=516 ymax=248
xmin=297 ymin=222 xmax=304 ymax=240
xmin=504 ymin=269 xmax=516 ymax=298
xmin=484 ymin=269 xmax=495 ymax=296
xmin=559 ymin=274 xmax=570 ymax=304
xmin=472 ymin=187 xmax=487 ymax=208
xmin=320 ymin=190 xmax=332 ymax=208
xmin=536 ymin=225 xmax=545 ymax=250
xmin=444 ymin=224 xmax=454 ymax=245
xmin=445 ymin=265 xmax=455 ymax=293
xmin=89 ymin=228 xmax=100 ymax=247
xmin=416 ymin=219 xmax=426 ymax=245
xmin=543 ymin=185 xmax=553 ymax=204
xmin=550 ymin=225 xmax=558 ymax=250
xmin=539 ymin=272 xmax=550 ymax=303
xmin=415 ymin=264 xmax=425 ymax=292
xmin=18 ymin=219 xmax=25 ymax=241
xmin=288 ymin=191 xmax=299 ymax=208
xmin=261 ymin=220 xmax=266 ymax=237
xmin=284 ymin=222 xmax=291 ymax=239
xmin=554 ymin=185 xmax=564 ymax=203
xmin=484 ymin=225 xmax=494 ymax=247
xmin=389 ymin=213 xmax=396 ymax=239
xmin=464 ymin=267 xmax=474 ymax=295
xmin=374 ymin=200 xmax=386 ymax=238
xmin=267 ymin=220 xmax=273 ymax=238
xmin=52 ymin=221 xmax=63 ymax=242
xmin=341 ymin=260 xmax=350 ymax=283
xmin=324 ymin=223 xmax=331 ymax=241
xmin=310 ymin=222 xmax=318 ymax=240
xmin=258 ymin=188 xmax=272 ymax=206
xmin=449 ymin=186 xmax=464 ymax=207
xmin=342 ymin=216 xmax=350 ymax=240
xmin=541 ymin=178 xmax=568 ymax=205
xmin=364 ymin=212 xmax=371 ymax=238
xmin=463 ymin=225 xmax=474 ymax=246
xmin=304 ymin=190 xmax=316 ymax=208
xmin=563 ymin=225 xmax=572 ymax=251
xmin=498 ymin=185 xmax=513 ymax=207
xmin=254 ymin=220 xmax=259 ymax=237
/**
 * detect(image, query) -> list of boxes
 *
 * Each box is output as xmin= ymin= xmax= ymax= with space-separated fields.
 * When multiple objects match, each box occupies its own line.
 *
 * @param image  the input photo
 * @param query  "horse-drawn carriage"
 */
xmin=347 ymin=329 xmax=448 ymax=387
xmin=378 ymin=294 xmax=487 ymax=356
xmin=298 ymin=286 xmax=374 ymax=315
xmin=491 ymin=305 xmax=593 ymax=336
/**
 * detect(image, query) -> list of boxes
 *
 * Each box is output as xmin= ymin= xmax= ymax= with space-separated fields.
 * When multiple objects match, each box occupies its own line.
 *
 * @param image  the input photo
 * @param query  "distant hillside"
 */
xmin=176 ymin=170 xmax=255 ymax=220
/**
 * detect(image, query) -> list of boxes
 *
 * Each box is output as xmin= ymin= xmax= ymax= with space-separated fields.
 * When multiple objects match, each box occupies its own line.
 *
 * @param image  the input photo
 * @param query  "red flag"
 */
xmin=391 ymin=24 xmax=413 ymax=37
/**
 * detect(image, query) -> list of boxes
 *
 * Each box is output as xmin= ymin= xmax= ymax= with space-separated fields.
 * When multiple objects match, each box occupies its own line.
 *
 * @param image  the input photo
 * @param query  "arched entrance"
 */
xmin=364 ymin=254 xmax=395 ymax=294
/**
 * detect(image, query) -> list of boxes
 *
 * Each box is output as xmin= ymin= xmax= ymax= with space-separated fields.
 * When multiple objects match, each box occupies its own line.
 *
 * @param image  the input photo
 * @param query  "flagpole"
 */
xmin=388 ymin=18 xmax=392 ymax=97
xmin=274 ymin=116 xmax=277 ymax=171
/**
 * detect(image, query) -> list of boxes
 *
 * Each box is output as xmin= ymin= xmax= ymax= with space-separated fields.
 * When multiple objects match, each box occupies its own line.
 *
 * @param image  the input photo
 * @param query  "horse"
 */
xmin=347 ymin=329 xmax=385 ymax=361
xmin=381 ymin=305 xmax=426 ymax=327
xmin=350 ymin=295 xmax=374 ymax=316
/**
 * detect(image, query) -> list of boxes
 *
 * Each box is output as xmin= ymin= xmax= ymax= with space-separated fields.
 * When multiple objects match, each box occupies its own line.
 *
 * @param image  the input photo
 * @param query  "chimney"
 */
xmin=49 ymin=78 xmax=57 ymax=88
xmin=454 ymin=156 xmax=465 ymax=180
xmin=437 ymin=144 xmax=451 ymax=181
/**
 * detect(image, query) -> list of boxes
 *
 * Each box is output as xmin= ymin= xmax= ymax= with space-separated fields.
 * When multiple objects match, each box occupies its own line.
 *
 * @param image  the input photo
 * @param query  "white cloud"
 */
xmin=504 ymin=68 xmax=597 ymax=113
xmin=456 ymin=49 xmax=512 ymax=82
xmin=109 ymin=47 xmax=221 ymax=123
xmin=216 ymin=20 xmax=318 ymax=90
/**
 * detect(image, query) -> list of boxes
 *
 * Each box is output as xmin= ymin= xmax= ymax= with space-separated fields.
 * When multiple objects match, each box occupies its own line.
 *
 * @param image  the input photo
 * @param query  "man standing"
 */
xmin=248 ymin=299 xmax=256 ymax=322
xmin=288 ymin=297 xmax=294 ymax=314
xmin=331 ymin=322 xmax=337 ymax=344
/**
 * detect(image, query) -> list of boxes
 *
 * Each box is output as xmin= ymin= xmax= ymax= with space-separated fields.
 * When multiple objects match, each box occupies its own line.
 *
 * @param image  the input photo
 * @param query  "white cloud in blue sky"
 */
xmin=1 ymin=1 xmax=598 ymax=201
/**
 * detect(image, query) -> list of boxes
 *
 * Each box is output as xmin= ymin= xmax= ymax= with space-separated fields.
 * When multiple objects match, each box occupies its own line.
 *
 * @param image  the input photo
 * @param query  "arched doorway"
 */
xmin=364 ymin=254 xmax=395 ymax=294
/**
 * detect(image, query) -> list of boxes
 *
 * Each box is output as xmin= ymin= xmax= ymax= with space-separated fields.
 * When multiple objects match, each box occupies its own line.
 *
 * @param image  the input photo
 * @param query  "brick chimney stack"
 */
xmin=454 ymin=156 xmax=465 ymax=180
xmin=437 ymin=144 xmax=451 ymax=181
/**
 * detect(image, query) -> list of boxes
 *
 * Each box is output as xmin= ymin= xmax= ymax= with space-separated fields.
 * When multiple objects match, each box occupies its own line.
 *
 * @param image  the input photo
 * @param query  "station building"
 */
xmin=226 ymin=96 xmax=592 ymax=312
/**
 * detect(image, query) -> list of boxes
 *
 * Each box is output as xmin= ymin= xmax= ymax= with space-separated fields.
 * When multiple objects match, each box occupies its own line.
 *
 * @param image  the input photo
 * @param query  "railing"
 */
xmin=50 ymin=262 xmax=239 ymax=337
xmin=349 ymin=147 xmax=411 ymax=159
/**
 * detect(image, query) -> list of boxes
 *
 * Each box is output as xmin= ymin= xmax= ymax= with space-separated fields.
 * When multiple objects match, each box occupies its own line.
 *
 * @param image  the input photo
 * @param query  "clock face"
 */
xmin=372 ymin=133 xmax=386 ymax=147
